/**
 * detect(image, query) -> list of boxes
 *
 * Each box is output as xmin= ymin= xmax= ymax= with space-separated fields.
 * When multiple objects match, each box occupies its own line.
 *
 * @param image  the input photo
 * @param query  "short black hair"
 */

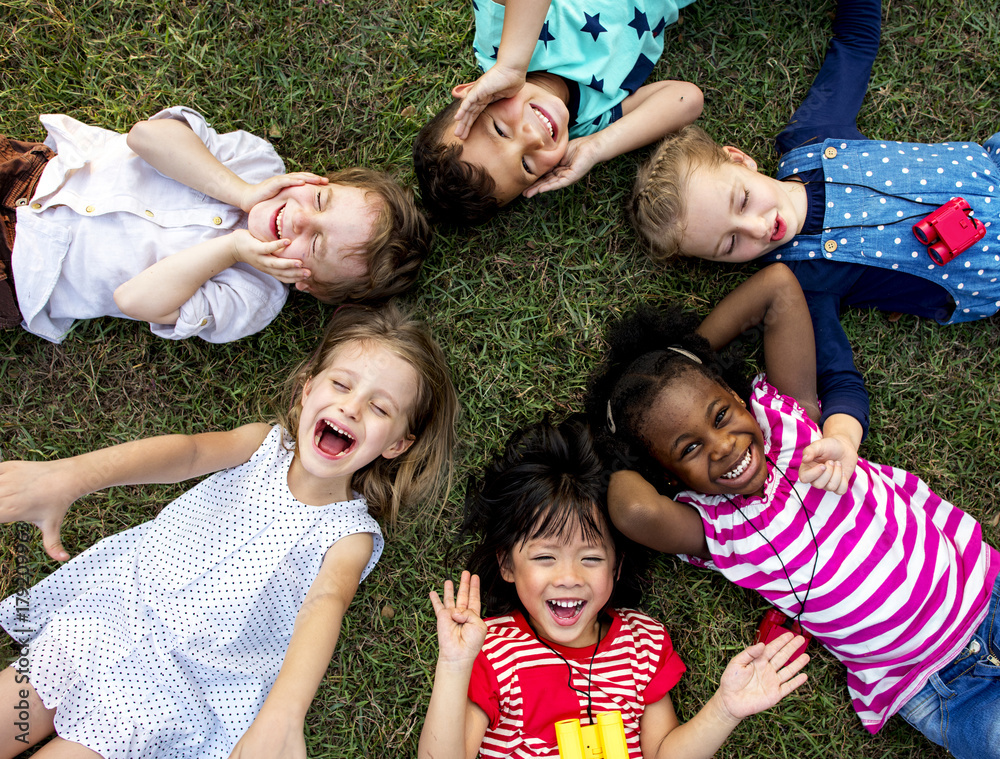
xmin=460 ymin=416 xmax=648 ymax=617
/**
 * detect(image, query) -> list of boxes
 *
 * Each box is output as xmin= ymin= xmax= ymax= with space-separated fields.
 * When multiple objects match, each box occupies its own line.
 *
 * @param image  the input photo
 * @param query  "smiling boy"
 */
xmin=413 ymin=0 xmax=703 ymax=226
xmin=2 ymin=107 xmax=429 ymax=343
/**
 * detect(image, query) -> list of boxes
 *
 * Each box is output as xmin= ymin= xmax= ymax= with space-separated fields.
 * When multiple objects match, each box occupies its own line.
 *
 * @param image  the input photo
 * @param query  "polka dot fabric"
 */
xmin=0 ymin=426 xmax=383 ymax=758
xmin=768 ymin=134 xmax=1000 ymax=323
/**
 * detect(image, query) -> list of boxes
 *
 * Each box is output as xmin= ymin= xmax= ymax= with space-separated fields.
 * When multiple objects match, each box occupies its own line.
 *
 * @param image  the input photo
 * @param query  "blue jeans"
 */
xmin=897 ymin=574 xmax=1000 ymax=759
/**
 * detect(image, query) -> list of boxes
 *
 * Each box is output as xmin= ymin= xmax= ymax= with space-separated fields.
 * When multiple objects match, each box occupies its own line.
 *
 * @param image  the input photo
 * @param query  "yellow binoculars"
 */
xmin=554 ymin=711 xmax=629 ymax=759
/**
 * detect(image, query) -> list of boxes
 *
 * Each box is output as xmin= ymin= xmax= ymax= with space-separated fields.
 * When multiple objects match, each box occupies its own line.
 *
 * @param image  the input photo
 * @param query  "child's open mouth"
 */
xmin=530 ymin=105 xmax=556 ymax=141
xmin=547 ymin=599 xmax=585 ymax=625
xmin=313 ymin=419 xmax=356 ymax=458
xmin=771 ymin=215 xmax=786 ymax=242
xmin=273 ymin=204 xmax=287 ymax=239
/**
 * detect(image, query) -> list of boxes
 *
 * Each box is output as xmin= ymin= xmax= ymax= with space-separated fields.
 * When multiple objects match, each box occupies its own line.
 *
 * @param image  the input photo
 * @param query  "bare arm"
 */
xmin=452 ymin=0 xmax=552 ymax=139
xmin=418 ymin=572 xmax=491 ymax=759
xmin=608 ymin=471 xmax=709 ymax=560
xmin=523 ymin=79 xmax=703 ymax=197
xmin=696 ymin=264 xmax=820 ymax=422
xmin=112 ymin=231 xmax=300 ymax=326
xmin=127 ymin=118 xmax=329 ymax=213
xmin=640 ymin=633 xmax=809 ymax=759
xmin=0 ymin=423 xmax=271 ymax=561
xmin=229 ymin=532 xmax=373 ymax=758
xmin=127 ymin=118 xmax=252 ymax=209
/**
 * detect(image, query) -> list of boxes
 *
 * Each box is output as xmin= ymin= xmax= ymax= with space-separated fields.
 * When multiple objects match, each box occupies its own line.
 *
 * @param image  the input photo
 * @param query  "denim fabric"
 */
xmin=898 ymin=575 xmax=1000 ymax=759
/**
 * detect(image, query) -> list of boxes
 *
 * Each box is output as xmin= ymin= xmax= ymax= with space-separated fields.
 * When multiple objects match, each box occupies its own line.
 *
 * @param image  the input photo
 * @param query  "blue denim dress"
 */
xmin=769 ymin=135 xmax=1000 ymax=324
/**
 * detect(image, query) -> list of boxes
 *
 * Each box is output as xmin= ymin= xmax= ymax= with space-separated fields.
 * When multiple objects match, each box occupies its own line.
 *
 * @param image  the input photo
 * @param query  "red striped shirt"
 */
xmin=468 ymin=609 xmax=685 ymax=757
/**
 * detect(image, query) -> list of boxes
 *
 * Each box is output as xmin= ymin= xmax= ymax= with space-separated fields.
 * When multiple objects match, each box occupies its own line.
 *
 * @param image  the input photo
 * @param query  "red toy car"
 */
xmin=912 ymin=197 xmax=986 ymax=266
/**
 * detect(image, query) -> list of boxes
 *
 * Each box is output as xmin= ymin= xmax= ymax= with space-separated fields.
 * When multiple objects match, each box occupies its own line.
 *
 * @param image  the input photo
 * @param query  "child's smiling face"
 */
xmin=642 ymin=369 xmax=768 ymax=498
xmin=500 ymin=515 xmax=616 ymax=648
xmin=445 ymin=76 xmax=570 ymax=204
xmin=678 ymin=148 xmax=807 ymax=263
xmin=247 ymin=183 xmax=378 ymax=294
xmin=290 ymin=339 xmax=419 ymax=500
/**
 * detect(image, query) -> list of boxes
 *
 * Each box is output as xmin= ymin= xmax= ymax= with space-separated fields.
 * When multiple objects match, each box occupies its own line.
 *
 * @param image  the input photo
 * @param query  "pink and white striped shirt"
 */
xmin=676 ymin=375 xmax=999 ymax=732
xmin=467 ymin=609 xmax=685 ymax=758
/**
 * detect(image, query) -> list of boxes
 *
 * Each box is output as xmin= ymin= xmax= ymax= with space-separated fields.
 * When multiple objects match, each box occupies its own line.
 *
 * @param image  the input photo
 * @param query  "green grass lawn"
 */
xmin=2 ymin=0 xmax=998 ymax=756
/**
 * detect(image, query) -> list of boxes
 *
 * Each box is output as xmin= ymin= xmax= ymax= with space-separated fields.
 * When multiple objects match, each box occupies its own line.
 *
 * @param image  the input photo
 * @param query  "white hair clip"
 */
xmin=666 ymin=346 xmax=702 ymax=364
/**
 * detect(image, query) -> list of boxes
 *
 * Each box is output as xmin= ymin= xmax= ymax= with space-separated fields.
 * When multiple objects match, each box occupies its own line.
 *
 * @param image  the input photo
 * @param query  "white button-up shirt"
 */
xmin=13 ymin=106 xmax=289 ymax=343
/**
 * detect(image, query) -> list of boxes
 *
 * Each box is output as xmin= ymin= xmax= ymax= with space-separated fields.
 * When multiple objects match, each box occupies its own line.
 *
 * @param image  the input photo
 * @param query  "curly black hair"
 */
xmin=584 ymin=305 xmax=751 ymax=493
xmin=458 ymin=416 xmax=648 ymax=617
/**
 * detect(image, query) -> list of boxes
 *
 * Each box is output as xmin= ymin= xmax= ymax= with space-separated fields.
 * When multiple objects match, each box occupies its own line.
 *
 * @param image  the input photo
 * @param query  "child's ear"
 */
xmin=295 ymin=281 xmax=312 ymax=294
xmin=381 ymin=434 xmax=416 ymax=460
xmin=722 ymin=146 xmax=759 ymax=172
xmin=498 ymin=551 xmax=515 ymax=583
xmin=727 ymin=386 xmax=747 ymax=408
xmin=301 ymin=376 xmax=314 ymax=402
xmin=451 ymin=82 xmax=476 ymax=99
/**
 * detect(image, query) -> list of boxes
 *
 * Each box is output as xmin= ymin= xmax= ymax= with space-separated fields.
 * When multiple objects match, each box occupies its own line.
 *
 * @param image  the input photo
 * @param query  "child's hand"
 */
xmin=240 ymin=172 xmax=329 ymax=213
xmin=429 ymin=571 xmax=488 ymax=669
xmin=717 ymin=632 xmax=809 ymax=721
xmin=228 ymin=706 xmax=306 ymax=759
xmin=228 ymin=230 xmax=310 ymax=284
xmin=522 ymin=135 xmax=602 ymax=197
xmin=799 ymin=434 xmax=858 ymax=496
xmin=452 ymin=67 xmax=527 ymax=140
xmin=0 ymin=459 xmax=80 ymax=562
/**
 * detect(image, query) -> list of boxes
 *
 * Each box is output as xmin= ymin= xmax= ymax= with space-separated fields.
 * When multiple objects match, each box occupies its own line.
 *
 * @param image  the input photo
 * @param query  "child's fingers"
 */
xmin=467 ymin=573 xmax=482 ymax=617
xmin=441 ymin=579 xmax=456 ymax=609
xmin=40 ymin=518 xmax=69 ymax=562
xmin=779 ymin=672 xmax=808 ymax=697
xmin=455 ymin=570 xmax=472 ymax=609
xmin=428 ymin=590 xmax=445 ymax=614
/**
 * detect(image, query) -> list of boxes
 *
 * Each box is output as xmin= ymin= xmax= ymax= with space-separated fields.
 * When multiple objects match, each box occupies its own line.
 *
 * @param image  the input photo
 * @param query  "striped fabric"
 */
xmin=676 ymin=374 xmax=999 ymax=733
xmin=468 ymin=609 xmax=685 ymax=757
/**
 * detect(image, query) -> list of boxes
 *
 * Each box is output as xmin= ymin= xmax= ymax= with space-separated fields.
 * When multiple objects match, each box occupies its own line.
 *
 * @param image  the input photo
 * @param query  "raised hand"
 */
xmin=717 ymin=632 xmax=809 ymax=720
xmin=799 ymin=434 xmax=858 ymax=496
xmin=522 ymin=135 xmax=601 ymax=197
xmin=452 ymin=68 xmax=527 ymax=141
xmin=429 ymin=571 xmax=488 ymax=668
xmin=0 ymin=459 xmax=81 ymax=562
xmin=228 ymin=230 xmax=309 ymax=284
xmin=240 ymin=172 xmax=329 ymax=213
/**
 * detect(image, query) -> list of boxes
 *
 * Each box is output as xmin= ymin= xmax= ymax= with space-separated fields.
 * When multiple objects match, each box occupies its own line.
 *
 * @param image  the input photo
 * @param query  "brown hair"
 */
xmin=412 ymin=99 xmax=502 ymax=227
xmin=275 ymin=303 xmax=459 ymax=524
xmin=631 ymin=125 xmax=732 ymax=263
xmin=305 ymin=168 xmax=431 ymax=304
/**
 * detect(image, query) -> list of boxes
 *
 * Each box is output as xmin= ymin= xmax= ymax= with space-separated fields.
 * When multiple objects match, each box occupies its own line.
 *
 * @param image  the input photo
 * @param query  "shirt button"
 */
xmin=31 ymin=202 xmax=41 ymax=210
xmin=824 ymin=240 xmax=838 ymax=253
xmin=15 ymin=198 xmax=27 ymax=207
xmin=213 ymin=216 xmax=222 ymax=225
xmin=968 ymin=640 xmax=981 ymax=654
xmin=824 ymin=147 xmax=838 ymax=159
xmin=200 ymin=318 xmax=208 ymax=326
xmin=145 ymin=210 xmax=154 ymax=218
xmin=86 ymin=205 xmax=95 ymax=213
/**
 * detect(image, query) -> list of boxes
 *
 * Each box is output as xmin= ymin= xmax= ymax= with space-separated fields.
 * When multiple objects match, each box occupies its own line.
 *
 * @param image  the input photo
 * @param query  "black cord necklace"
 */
xmin=725 ymin=455 xmax=820 ymax=624
xmin=535 ymin=617 xmax=605 ymax=724
xmin=796 ymin=176 xmax=952 ymax=233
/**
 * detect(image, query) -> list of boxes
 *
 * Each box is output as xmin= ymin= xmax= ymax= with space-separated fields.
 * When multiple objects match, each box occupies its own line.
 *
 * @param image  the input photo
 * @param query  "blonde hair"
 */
xmin=631 ymin=125 xmax=732 ymax=263
xmin=275 ymin=303 xmax=458 ymax=524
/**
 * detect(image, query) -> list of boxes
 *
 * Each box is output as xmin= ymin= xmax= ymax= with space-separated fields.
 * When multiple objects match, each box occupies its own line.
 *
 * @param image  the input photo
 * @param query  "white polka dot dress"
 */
xmin=0 ymin=426 xmax=382 ymax=758
xmin=770 ymin=134 xmax=1000 ymax=323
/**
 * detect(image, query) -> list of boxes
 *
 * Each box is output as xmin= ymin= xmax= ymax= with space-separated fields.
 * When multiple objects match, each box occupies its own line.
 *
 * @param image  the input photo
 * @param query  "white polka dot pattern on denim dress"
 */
xmin=0 ymin=426 xmax=383 ymax=758
xmin=768 ymin=135 xmax=1000 ymax=323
